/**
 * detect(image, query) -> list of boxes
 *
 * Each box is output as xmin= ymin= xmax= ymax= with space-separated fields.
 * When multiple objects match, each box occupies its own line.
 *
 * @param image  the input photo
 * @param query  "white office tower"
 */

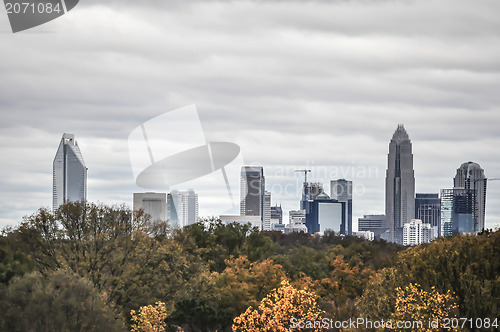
xmin=133 ymin=193 xmax=167 ymax=222
xmin=353 ymin=231 xmax=375 ymax=241
xmin=53 ymin=133 xmax=87 ymax=211
xmin=262 ymin=191 xmax=271 ymax=231
xmin=170 ymin=190 xmax=199 ymax=227
xmin=403 ymin=219 xmax=435 ymax=246
xmin=285 ymin=210 xmax=308 ymax=233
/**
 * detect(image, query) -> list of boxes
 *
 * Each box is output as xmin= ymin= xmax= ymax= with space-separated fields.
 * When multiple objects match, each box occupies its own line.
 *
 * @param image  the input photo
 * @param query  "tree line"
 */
xmin=0 ymin=201 xmax=498 ymax=331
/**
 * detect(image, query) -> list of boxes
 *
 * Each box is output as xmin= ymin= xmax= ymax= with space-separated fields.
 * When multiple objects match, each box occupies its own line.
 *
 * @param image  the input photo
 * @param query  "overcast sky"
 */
xmin=1 ymin=0 xmax=500 ymax=231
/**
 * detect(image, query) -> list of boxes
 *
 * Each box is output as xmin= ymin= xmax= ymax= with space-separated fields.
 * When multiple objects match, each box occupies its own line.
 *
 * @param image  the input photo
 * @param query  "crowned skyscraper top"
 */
xmin=385 ymin=125 xmax=415 ymax=243
xmin=453 ymin=161 xmax=486 ymax=233
xmin=53 ymin=133 xmax=87 ymax=211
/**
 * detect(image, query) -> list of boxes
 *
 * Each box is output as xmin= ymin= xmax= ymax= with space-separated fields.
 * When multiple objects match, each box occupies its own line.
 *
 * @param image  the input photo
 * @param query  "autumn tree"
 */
xmin=391 ymin=283 xmax=459 ymax=332
xmin=318 ymin=256 xmax=373 ymax=321
xmin=395 ymin=232 xmax=500 ymax=320
xmin=0 ymin=269 xmax=125 ymax=332
xmin=212 ymin=255 xmax=286 ymax=319
xmin=232 ymin=280 xmax=324 ymax=332
xmin=131 ymin=301 xmax=168 ymax=332
xmin=355 ymin=267 xmax=399 ymax=321
xmin=166 ymin=297 xmax=230 ymax=332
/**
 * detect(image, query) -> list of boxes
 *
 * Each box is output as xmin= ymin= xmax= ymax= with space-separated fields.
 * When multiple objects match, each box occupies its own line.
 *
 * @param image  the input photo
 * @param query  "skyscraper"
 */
xmin=454 ymin=161 xmax=487 ymax=233
xmin=415 ymin=193 xmax=441 ymax=236
xmin=240 ymin=166 xmax=270 ymax=230
xmin=403 ymin=219 xmax=435 ymax=246
xmin=440 ymin=189 xmax=455 ymax=237
xmin=53 ymin=133 xmax=87 ymax=211
xmin=169 ymin=190 xmax=199 ymax=227
xmin=262 ymin=191 xmax=271 ymax=231
xmin=300 ymin=182 xmax=323 ymax=211
xmin=358 ymin=214 xmax=387 ymax=240
xmin=305 ymin=192 xmax=345 ymax=234
xmin=133 ymin=192 xmax=167 ymax=222
xmin=385 ymin=125 xmax=415 ymax=243
xmin=330 ymin=179 xmax=353 ymax=235
xmin=270 ymin=205 xmax=283 ymax=224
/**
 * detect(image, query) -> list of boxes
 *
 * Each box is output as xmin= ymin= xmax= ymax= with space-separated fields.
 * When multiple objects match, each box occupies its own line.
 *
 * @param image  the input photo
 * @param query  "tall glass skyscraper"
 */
xmin=240 ymin=166 xmax=270 ymax=230
xmin=385 ymin=125 xmax=415 ymax=243
xmin=454 ymin=161 xmax=487 ymax=233
xmin=415 ymin=193 xmax=441 ymax=236
xmin=53 ymin=133 xmax=87 ymax=211
xmin=168 ymin=190 xmax=199 ymax=227
xmin=240 ymin=166 xmax=265 ymax=217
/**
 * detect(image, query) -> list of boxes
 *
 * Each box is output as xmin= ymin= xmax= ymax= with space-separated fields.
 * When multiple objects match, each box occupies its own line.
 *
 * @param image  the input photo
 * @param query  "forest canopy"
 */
xmin=1 ymin=201 xmax=498 ymax=331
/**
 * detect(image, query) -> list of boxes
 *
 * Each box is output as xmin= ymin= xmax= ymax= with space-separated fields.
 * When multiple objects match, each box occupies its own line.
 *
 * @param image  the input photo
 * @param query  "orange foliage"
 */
xmin=232 ymin=280 xmax=324 ymax=332
xmin=392 ymin=283 xmax=459 ymax=332
xmin=130 ymin=301 xmax=168 ymax=332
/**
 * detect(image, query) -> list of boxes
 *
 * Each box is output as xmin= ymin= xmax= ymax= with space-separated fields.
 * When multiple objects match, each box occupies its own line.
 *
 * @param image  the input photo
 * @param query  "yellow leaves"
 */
xmin=130 ymin=301 xmax=168 ymax=332
xmin=392 ymin=283 xmax=459 ymax=332
xmin=232 ymin=280 xmax=324 ymax=332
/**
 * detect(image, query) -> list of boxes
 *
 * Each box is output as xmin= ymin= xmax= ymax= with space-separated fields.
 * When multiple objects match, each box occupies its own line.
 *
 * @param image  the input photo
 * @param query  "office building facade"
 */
xmin=453 ymin=161 xmax=487 ymax=233
xmin=300 ymin=182 xmax=323 ymax=211
xmin=133 ymin=193 xmax=167 ymax=222
xmin=305 ymin=193 xmax=346 ymax=234
xmin=262 ymin=191 xmax=271 ymax=231
xmin=403 ymin=219 xmax=435 ymax=246
xmin=271 ymin=205 xmax=283 ymax=225
xmin=330 ymin=179 xmax=353 ymax=235
xmin=240 ymin=166 xmax=265 ymax=217
xmin=286 ymin=210 xmax=308 ymax=233
xmin=53 ymin=133 xmax=87 ymax=211
xmin=415 ymin=193 xmax=441 ymax=237
xmin=385 ymin=125 xmax=415 ymax=243
xmin=168 ymin=190 xmax=199 ymax=227
xmin=358 ymin=214 xmax=388 ymax=240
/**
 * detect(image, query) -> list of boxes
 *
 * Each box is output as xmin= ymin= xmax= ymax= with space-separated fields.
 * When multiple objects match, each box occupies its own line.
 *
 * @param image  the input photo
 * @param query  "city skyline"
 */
xmin=1 ymin=1 xmax=500 ymax=230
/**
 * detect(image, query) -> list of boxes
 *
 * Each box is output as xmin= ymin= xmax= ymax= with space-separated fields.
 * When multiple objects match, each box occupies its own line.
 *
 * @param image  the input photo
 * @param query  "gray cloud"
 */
xmin=1 ymin=0 xmax=500 ymax=230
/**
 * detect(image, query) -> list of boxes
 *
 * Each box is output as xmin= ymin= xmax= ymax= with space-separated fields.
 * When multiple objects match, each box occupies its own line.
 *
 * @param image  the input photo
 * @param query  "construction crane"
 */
xmin=295 ymin=169 xmax=311 ymax=204
xmin=295 ymin=169 xmax=311 ymax=184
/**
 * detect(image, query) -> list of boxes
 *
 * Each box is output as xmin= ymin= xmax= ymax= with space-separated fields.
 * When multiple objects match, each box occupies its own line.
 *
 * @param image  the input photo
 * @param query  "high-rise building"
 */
xmin=270 ymin=205 xmax=283 ymax=225
xmin=169 ymin=190 xmax=198 ymax=227
xmin=440 ymin=189 xmax=454 ymax=237
xmin=385 ymin=125 xmax=415 ymax=243
xmin=53 ymin=133 xmax=87 ymax=211
xmin=453 ymin=161 xmax=487 ymax=233
xmin=285 ymin=210 xmax=308 ymax=233
xmin=305 ymin=193 xmax=346 ymax=234
xmin=441 ymin=188 xmax=475 ymax=235
xmin=240 ymin=166 xmax=265 ymax=217
xmin=403 ymin=219 xmax=435 ymax=246
xmin=240 ymin=166 xmax=271 ymax=230
xmin=358 ymin=214 xmax=388 ymax=240
xmin=133 ymin=193 xmax=167 ymax=222
xmin=353 ymin=231 xmax=375 ymax=241
xmin=167 ymin=193 xmax=179 ymax=226
xmin=262 ymin=191 xmax=271 ymax=231
xmin=440 ymin=162 xmax=487 ymax=236
xmin=219 ymin=215 xmax=262 ymax=229
xmin=300 ymin=182 xmax=323 ymax=211
xmin=415 ymin=193 xmax=441 ymax=237
xmin=330 ymin=179 xmax=353 ymax=235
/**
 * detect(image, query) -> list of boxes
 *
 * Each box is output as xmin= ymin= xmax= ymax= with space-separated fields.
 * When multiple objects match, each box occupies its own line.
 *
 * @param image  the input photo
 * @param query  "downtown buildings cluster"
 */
xmin=52 ymin=126 xmax=495 ymax=245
